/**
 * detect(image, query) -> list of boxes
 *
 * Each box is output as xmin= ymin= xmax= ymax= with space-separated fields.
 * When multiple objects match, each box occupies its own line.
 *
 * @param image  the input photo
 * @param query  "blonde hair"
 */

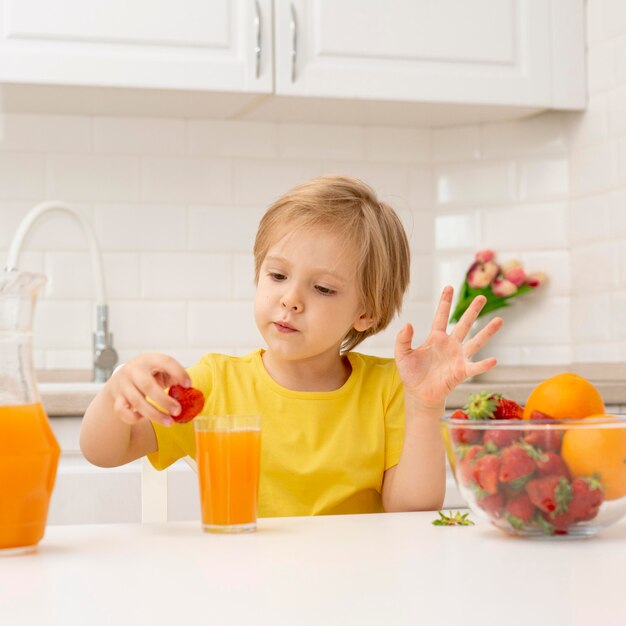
xmin=253 ymin=175 xmax=410 ymax=353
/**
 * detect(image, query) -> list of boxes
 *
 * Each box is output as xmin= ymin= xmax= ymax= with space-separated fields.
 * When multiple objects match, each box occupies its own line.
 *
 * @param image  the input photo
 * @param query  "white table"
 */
xmin=1 ymin=513 xmax=625 ymax=626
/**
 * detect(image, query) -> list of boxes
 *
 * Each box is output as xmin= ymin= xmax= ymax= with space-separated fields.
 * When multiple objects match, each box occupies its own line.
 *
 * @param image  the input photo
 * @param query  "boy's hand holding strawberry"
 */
xmin=107 ymin=353 xmax=203 ymax=427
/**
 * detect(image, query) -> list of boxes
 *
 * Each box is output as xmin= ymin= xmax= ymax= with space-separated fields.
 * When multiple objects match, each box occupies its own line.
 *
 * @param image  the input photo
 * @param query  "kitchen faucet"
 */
xmin=4 ymin=201 xmax=118 ymax=383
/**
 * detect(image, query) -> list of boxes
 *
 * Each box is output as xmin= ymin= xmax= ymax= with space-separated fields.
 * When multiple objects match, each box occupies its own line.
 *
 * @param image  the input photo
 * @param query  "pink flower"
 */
xmin=467 ymin=260 xmax=499 ymax=289
xmin=475 ymin=249 xmax=495 ymax=263
xmin=526 ymin=272 xmax=548 ymax=288
xmin=492 ymin=278 xmax=518 ymax=297
xmin=502 ymin=261 xmax=527 ymax=287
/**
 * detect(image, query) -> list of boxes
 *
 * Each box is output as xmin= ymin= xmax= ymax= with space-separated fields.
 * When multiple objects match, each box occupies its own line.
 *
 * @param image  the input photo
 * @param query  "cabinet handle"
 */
xmin=290 ymin=3 xmax=297 ymax=82
xmin=254 ymin=0 xmax=262 ymax=79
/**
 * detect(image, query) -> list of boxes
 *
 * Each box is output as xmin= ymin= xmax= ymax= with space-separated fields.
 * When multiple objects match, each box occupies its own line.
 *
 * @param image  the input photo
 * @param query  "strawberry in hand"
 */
xmin=168 ymin=384 xmax=205 ymax=423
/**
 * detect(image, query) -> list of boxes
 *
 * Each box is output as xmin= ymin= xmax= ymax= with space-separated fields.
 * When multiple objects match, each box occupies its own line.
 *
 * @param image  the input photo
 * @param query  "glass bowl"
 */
xmin=440 ymin=414 xmax=626 ymax=538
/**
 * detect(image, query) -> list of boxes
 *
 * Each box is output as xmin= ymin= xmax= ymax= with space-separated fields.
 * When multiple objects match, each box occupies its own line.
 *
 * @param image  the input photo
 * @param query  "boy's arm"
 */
xmin=384 ymin=287 xmax=502 ymax=512
xmin=80 ymin=386 xmax=158 ymax=467
xmin=80 ymin=353 xmax=190 ymax=468
xmin=381 ymin=398 xmax=446 ymax=512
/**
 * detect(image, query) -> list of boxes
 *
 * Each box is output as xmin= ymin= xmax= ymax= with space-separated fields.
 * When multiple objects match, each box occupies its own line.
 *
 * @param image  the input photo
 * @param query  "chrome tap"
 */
xmin=4 ymin=201 xmax=118 ymax=382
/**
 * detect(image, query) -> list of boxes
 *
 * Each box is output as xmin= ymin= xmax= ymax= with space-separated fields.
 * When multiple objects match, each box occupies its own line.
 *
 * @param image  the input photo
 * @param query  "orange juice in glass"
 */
xmin=0 ymin=402 xmax=60 ymax=554
xmin=194 ymin=415 xmax=261 ymax=533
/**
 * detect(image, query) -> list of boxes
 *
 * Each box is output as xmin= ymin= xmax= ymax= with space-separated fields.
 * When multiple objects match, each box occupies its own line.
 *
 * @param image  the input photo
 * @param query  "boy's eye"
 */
xmin=269 ymin=272 xmax=286 ymax=281
xmin=315 ymin=285 xmax=336 ymax=296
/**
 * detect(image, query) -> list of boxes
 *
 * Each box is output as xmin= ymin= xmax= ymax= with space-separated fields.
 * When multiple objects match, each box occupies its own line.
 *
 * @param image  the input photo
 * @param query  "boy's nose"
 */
xmin=280 ymin=293 xmax=303 ymax=312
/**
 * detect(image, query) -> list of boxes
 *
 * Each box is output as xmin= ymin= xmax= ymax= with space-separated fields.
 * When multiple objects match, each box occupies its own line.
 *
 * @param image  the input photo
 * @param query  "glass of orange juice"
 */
xmin=194 ymin=415 xmax=261 ymax=533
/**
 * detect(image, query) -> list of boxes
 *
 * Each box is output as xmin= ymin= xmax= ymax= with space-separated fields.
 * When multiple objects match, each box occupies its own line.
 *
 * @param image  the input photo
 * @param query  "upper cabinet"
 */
xmin=0 ymin=0 xmax=585 ymax=125
xmin=0 ymin=0 xmax=272 ymax=92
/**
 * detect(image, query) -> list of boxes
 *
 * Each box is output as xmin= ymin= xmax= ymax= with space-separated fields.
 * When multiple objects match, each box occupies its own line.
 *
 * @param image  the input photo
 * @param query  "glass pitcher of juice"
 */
xmin=0 ymin=271 xmax=60 ymax=555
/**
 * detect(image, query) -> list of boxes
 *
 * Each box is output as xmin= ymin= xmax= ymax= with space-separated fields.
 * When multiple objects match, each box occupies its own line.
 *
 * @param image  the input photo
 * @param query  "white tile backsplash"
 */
xmin=519 ymin=157 xmax=569 ymax=200
xmin=435 ymin=161 xmax=517 ymax=206
xmin=187 ymin=120 xmax=278 ymax=159
xmin=188 ymin=205 xmax=265 ymax=253
xmin=0 ymin=114 xmax=92 ymax=153
xmin=3 ymin=1 xmax=626 ymax=369
xmin=365 ymin=126 xmax=430 ymax=163
xmin=94 ymin=117 xmax=185 ymax=156
xmin=94 ymin=204 xmax=187 ymax=251
xmin=482 ymin=203 xmax=568 ymax=250
xmin=140 ymin=253 xmax=231 ymax=300
xmin=47 ymin=154 xmax=140 ymax=202
xmin=111 ymin=301 xmax=187 ymax=350
xmin=481 ymin=114 xmax=567 ymax=158
xmin=431 ymin=126 xmax=480 ymax=163
xmin=279 ymin=123 xmax=365 ymax=160
xmin=0 ymin=152 xmax=45 ymax=198
xmin=141 ymin=157 xmax=231 ymax=204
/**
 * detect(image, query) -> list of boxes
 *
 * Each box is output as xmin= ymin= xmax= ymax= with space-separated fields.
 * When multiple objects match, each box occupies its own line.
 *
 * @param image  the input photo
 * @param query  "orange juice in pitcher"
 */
xmin=0 ymin=403 xmax=60 ymax=552
xmin=0 ymin=271 xmax=60 ymax=555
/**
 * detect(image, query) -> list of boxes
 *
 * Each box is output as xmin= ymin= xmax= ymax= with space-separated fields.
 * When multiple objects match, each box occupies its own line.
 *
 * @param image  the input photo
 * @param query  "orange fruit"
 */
xmin=522 ymin=372 xmax=604 ymax=420
xmin=561 ymin=414 xmax=626 ymax=500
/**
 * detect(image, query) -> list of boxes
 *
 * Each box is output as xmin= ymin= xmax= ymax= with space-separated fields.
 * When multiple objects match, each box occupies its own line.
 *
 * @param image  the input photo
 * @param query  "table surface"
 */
xmin=2 ymin=512 xmax=626 ymax=626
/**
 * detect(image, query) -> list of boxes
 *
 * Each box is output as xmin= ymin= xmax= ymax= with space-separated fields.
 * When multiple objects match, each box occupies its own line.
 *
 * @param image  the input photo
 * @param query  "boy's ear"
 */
xmin=353 ymin=313 xmax=375 ymax=332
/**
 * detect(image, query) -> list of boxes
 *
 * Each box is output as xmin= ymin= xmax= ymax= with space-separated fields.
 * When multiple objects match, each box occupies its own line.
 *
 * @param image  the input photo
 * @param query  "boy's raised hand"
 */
xmin=394 ymin=286 xmax=503 ymax=412
xmin=106 ymin=353 xmax=191 ymax=427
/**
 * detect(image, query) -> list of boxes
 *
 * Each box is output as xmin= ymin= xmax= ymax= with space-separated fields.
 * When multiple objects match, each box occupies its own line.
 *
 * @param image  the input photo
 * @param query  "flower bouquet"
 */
xmin=449 ymin=249 xmax=547 ymax=324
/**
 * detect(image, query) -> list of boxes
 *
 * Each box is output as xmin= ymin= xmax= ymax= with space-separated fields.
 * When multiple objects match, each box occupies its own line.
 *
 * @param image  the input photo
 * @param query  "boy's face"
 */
xmin=254 ymin=226 xmax=371 ymax=363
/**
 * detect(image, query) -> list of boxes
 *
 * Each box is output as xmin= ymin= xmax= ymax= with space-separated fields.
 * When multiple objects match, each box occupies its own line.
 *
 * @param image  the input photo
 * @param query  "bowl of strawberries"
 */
xmin=441 ymin=374 xmax=626 ymax=538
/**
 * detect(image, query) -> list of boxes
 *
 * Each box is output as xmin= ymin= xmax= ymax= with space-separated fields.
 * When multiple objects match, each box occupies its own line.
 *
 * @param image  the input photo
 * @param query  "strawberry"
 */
xmin=526 ymin=475 xmax=573 ymax=515
xmin=168 ymin=384 xmax=205 ymax=423
xmin=472 ymin=454 xmax=501 ymax=495
xmin=465 ymin=392 xmax=523 ymax=420
xmin=450 ymin=409 xmax=481 ymax=444
xmin=498 ymin=443 xmax=537 ymax=485
xmin=456 ymin=444 xmax=484 ymax=486
xmin=569 ymin=476 xmax=604 ymax=521
xmin=477 ymin=492 xmax=504 ymax=519
xmin=504 ymin=492 xmax=535 ymax=528
xmin=541 ymin=510 xmax=574 ymax=534
xmin=535 ymin=451 xmax=570 ymax=479
xmin=465 ymin=392 xmax=498 ymax=419
xmin=524 ymin=410 xmax=562 ymax=451
xmin=483 ymin=428 xmax=523 ymax=449
xmin=493 ymin=397 xmax=524 ymax=420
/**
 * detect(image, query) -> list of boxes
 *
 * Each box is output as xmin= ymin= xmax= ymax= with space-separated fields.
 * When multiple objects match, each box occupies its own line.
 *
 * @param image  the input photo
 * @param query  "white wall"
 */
xmin=1 ymin=0 xmax=625 ymax=370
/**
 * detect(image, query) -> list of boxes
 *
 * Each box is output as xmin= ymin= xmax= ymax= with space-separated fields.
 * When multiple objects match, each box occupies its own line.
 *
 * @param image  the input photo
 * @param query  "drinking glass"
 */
xmin=194 ymin=415 xmax=261 ymax=533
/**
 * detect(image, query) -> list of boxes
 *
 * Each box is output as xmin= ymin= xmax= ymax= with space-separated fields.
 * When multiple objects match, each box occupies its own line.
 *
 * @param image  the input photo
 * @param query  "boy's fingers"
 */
xmin=144 ymin=353 xmax=190 ymax=388
xmin=463 ymin=316 xmax=503 ymax=357
xmin=134 ymin=370 xmax=181 ymax=417
xmin=453 ymin=295 xmax=488 ymax=341
xmin=114 ymin=395 xmax=142 ymax=425
xmin=431 ymin=286 xmax=453 ymax=332
xmin=119 ymin=381 xmax=174 ymax=427
xmin=394 ymin=323 xmax=414 ymax=357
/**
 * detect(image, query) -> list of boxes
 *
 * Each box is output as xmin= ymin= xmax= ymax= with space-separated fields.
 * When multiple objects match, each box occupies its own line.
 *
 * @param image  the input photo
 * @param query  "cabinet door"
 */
xmin=274 ymin=0 xmax=583 ymax=109
xmin=0 ymin=0 xmax=273 ymax=93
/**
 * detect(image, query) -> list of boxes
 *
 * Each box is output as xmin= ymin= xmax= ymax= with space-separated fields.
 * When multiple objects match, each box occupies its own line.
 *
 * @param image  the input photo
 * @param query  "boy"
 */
xmin=80 ymin=176 xmax=501 ymax=515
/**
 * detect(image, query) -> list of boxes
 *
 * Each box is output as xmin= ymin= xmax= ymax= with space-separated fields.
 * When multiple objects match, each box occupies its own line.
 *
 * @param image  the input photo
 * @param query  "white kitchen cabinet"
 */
xmin=0 ymin=0 xmax=272 ymax=93
xmin=0 ymin=0 xmax=585 ymax=126
xmin=274 ymin=0 xmax=584 ymax=108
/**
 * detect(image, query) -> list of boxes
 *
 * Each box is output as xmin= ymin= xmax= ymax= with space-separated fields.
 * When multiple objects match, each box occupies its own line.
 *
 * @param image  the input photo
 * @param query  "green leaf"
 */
xmin=432 ymin=510 xmax=475 ymax=526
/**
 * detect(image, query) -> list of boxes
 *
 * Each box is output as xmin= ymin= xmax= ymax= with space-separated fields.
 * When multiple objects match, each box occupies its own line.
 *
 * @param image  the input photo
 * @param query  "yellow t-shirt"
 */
xmin=149 ymin=349 xmax=405 ymax=517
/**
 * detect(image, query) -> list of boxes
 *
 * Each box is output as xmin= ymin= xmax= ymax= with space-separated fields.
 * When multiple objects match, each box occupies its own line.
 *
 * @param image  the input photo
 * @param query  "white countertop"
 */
xmin=2 ymin=513 xmax=626 ymax=626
